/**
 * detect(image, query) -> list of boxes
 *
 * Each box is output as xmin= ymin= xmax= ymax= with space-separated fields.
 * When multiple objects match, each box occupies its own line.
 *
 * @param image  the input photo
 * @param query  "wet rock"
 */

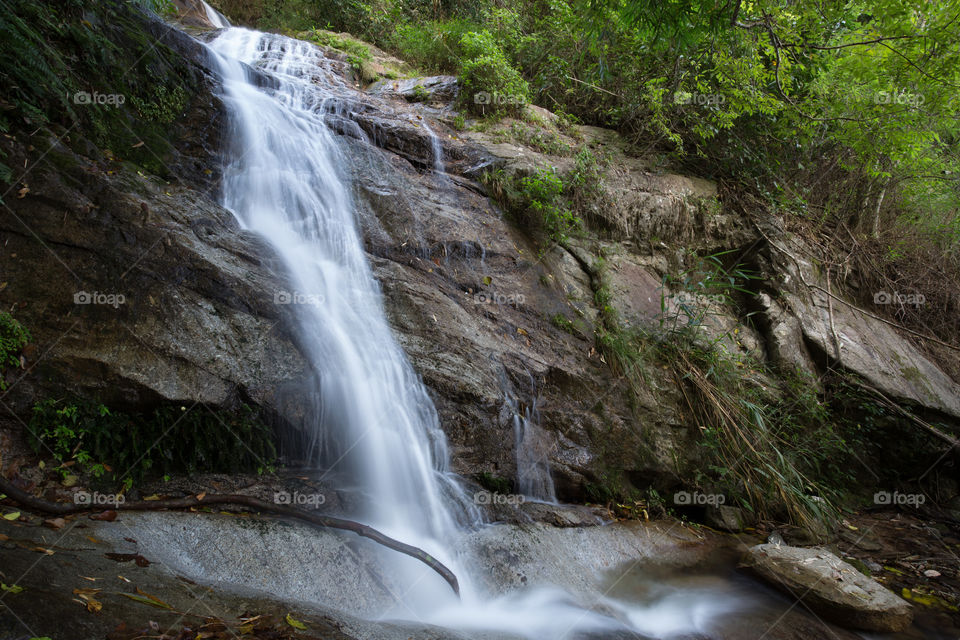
xmin=741 ymin=543 xmax=914 ymax=632
xmin=0 ymin=134 xmax=308 ymax=427
xmin=368 ymin=75 xmax=459 ymax=103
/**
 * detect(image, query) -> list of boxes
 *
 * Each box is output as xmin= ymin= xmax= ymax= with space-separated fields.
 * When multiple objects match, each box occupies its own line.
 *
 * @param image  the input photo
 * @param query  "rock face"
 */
xmin=760 ymin=237 xmax=960 ymax=418
xmin=2 ymin=4 xmax=958 ymax=503
xmin=741 ymin=543 xmax=914 ymax=632
xmin=0 ymin=18 xmax=310 ymax=430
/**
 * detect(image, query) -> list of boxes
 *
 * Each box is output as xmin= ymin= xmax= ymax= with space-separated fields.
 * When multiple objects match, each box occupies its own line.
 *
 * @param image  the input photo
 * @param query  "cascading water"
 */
xmin=201 ymin=15 xmax=769 ymax=640
xmin=207 ymin=29 xmax=471 ymax=607
xmin=501 ymin=372 xmax=557 ymax=503
xmin=202 ymin=0 xmax=230 ymax=28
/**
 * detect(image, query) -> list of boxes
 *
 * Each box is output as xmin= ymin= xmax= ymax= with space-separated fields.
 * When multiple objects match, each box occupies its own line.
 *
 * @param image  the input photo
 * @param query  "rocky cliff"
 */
xmin=1 ymin=3 xmax=957 ymax=512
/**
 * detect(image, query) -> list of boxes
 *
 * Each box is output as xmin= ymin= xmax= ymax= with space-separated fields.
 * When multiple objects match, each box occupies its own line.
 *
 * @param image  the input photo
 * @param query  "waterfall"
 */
xmin=206 ymin=28 xmax=470 ymax=596
xmin=199 ymin=13 xmax=752 ymax=639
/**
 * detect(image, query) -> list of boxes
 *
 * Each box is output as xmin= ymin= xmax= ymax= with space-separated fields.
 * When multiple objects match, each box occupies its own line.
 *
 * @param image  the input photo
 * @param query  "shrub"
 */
xmin=391 ymin=19 xmax=475 ymax=72
xmin=28 ymin=399 xmax=276 ymax=485
xmin=0 ymin=312 xmax=29 ymax=371
xmin=520 ymin=167 xmax=580 ymax=244
xmin=457 ymin=30 xmax=528 ymax=116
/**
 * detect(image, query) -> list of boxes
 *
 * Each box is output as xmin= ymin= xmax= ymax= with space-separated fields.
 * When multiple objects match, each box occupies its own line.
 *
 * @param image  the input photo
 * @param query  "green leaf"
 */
xmin=1 ymin=583 xmax=24 ymax=594
xmin=285 ymin=613 xmax=308 ymax=630
xmin=3 ymin=511 xmax=21 ymax=521
xmin=118 ymin=592 xmax=173 ymax=609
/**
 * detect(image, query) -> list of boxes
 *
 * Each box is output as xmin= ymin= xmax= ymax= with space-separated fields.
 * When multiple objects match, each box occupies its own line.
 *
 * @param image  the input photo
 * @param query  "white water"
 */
xmin=202 ymin=16 xmax=767 ymax=640
xmin=202 ymin=0 xmax=230 ymax=28
xmin=501 ymin=373 xmax=557 ymax=503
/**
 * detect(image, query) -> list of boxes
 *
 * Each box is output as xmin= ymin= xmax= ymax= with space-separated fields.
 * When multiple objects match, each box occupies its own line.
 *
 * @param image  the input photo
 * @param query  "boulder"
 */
xmin=763 ymin=236 xmax=960 ymax=419
xmin=741 ymin=543 xmax=913 ymax=632
xmin=705 ymin=505 xmax=748 ymax=532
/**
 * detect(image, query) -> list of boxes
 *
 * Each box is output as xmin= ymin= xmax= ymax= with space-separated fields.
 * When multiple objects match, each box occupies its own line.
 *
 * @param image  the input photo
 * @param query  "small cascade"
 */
xmin=420 ymin=119 xmax=446 ymax=177
xmin=202 ymin=1 xmax=230 ymax=28
xmin=504 ymin=376 xmax=558 ymax=503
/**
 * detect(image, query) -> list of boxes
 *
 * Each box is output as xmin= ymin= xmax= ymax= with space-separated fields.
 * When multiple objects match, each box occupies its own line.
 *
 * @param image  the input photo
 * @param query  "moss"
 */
xmin=0 ymin=0 xmax=201 ymax=181
xmin=842 ymin=556 xmax=872 ymax=576
xmin=550 ymin=313 xmax=579 ymax=335
xmin=475 ymin=472 xmax=513 ymax=494
xmin=899 ymin=366 xmax=936 ymax=401
xmin=901 ymin=588 xmax=959 ymax=611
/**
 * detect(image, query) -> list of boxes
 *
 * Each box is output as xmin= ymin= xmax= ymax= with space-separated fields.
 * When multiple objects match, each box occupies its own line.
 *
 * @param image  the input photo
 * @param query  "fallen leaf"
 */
xmin=43 ymin=517 xmax=67 ymax=530
xmin=105 ymin=553 xmax=150 ymax=567
xmin=3 ymin=511 xmax=21 ymax=520
xmin=924 ymin=569 xmax=941 ymax=578
xmin=1 ymin=583 xmax=23 ymax=594
xmin=119 ymin=592 xmax=173 ymax=610
xmin=16 ymin=185 xmax=28 ymax=198
xmin=285 ymin=613 xmax=307 ymax=630
xmin=89 ymin=510 xmax=117 ymax=522
xmin=117 ymin=575 xmax=131 ymax=583
xmin=134 ymin=587 xmax=173 ymax=610
xmin=31 ymin=546 xmax=54 ymax=555
xmin=131 ymin=141 xmax=144 ymax=148
xmin=196 ymin=492 xmax=206 ymax=501
xmin=516 ymin=327 xmax=528 ymax=336
xmin=86 ymin=535 xmax=103 ymax=544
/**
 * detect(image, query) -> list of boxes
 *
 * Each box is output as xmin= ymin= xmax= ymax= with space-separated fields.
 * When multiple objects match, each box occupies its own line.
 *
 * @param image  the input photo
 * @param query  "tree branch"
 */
xmin=0 ymin=476 xmax=460 ymax=597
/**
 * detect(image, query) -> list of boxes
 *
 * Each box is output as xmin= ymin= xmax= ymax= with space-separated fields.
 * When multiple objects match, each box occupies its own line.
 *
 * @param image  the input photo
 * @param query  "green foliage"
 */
xmin=458 ymin=46 xmax=529 ymax=116
xmin=475 ymin=471 xmax=512 ymax=494
xmin=657 ymin=250 xmax=756 ymax=340
xmin=482 ymin=160 xmax=598 ymax=247
xmin=28 ymin=398 xmax=276 ymax=485
xmin=507 ymin=121 xmax=570 ymax=155
xmin=139 ymin=0 xmax=176 ymax=15
xmin=391 ymin=19 xmax=476 ymax=72
xmin=0 ymin=313 xmax=30 ymax=370
xmin=303 ymin=28 xmax=371 ymax=61
xmin=0 ymin=0 xmax=200 ymax=178
xmin=519 ymin=167 xmax=580 ymax=244
xmin=550 ymin=313 xmax=576 ymax=334
xmin=409 ymin=83 xmax=431 ymax=102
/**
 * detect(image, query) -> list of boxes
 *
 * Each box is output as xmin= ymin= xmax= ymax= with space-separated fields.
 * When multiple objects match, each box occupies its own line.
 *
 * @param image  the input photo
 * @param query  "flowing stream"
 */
xmin=200 ymin=15 xmax=807 ymax=640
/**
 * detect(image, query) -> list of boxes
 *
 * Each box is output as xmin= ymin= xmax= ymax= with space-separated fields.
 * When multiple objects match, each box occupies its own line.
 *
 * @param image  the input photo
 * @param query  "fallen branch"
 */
xmin=0 ymin=476 xmax=460 ymax=597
